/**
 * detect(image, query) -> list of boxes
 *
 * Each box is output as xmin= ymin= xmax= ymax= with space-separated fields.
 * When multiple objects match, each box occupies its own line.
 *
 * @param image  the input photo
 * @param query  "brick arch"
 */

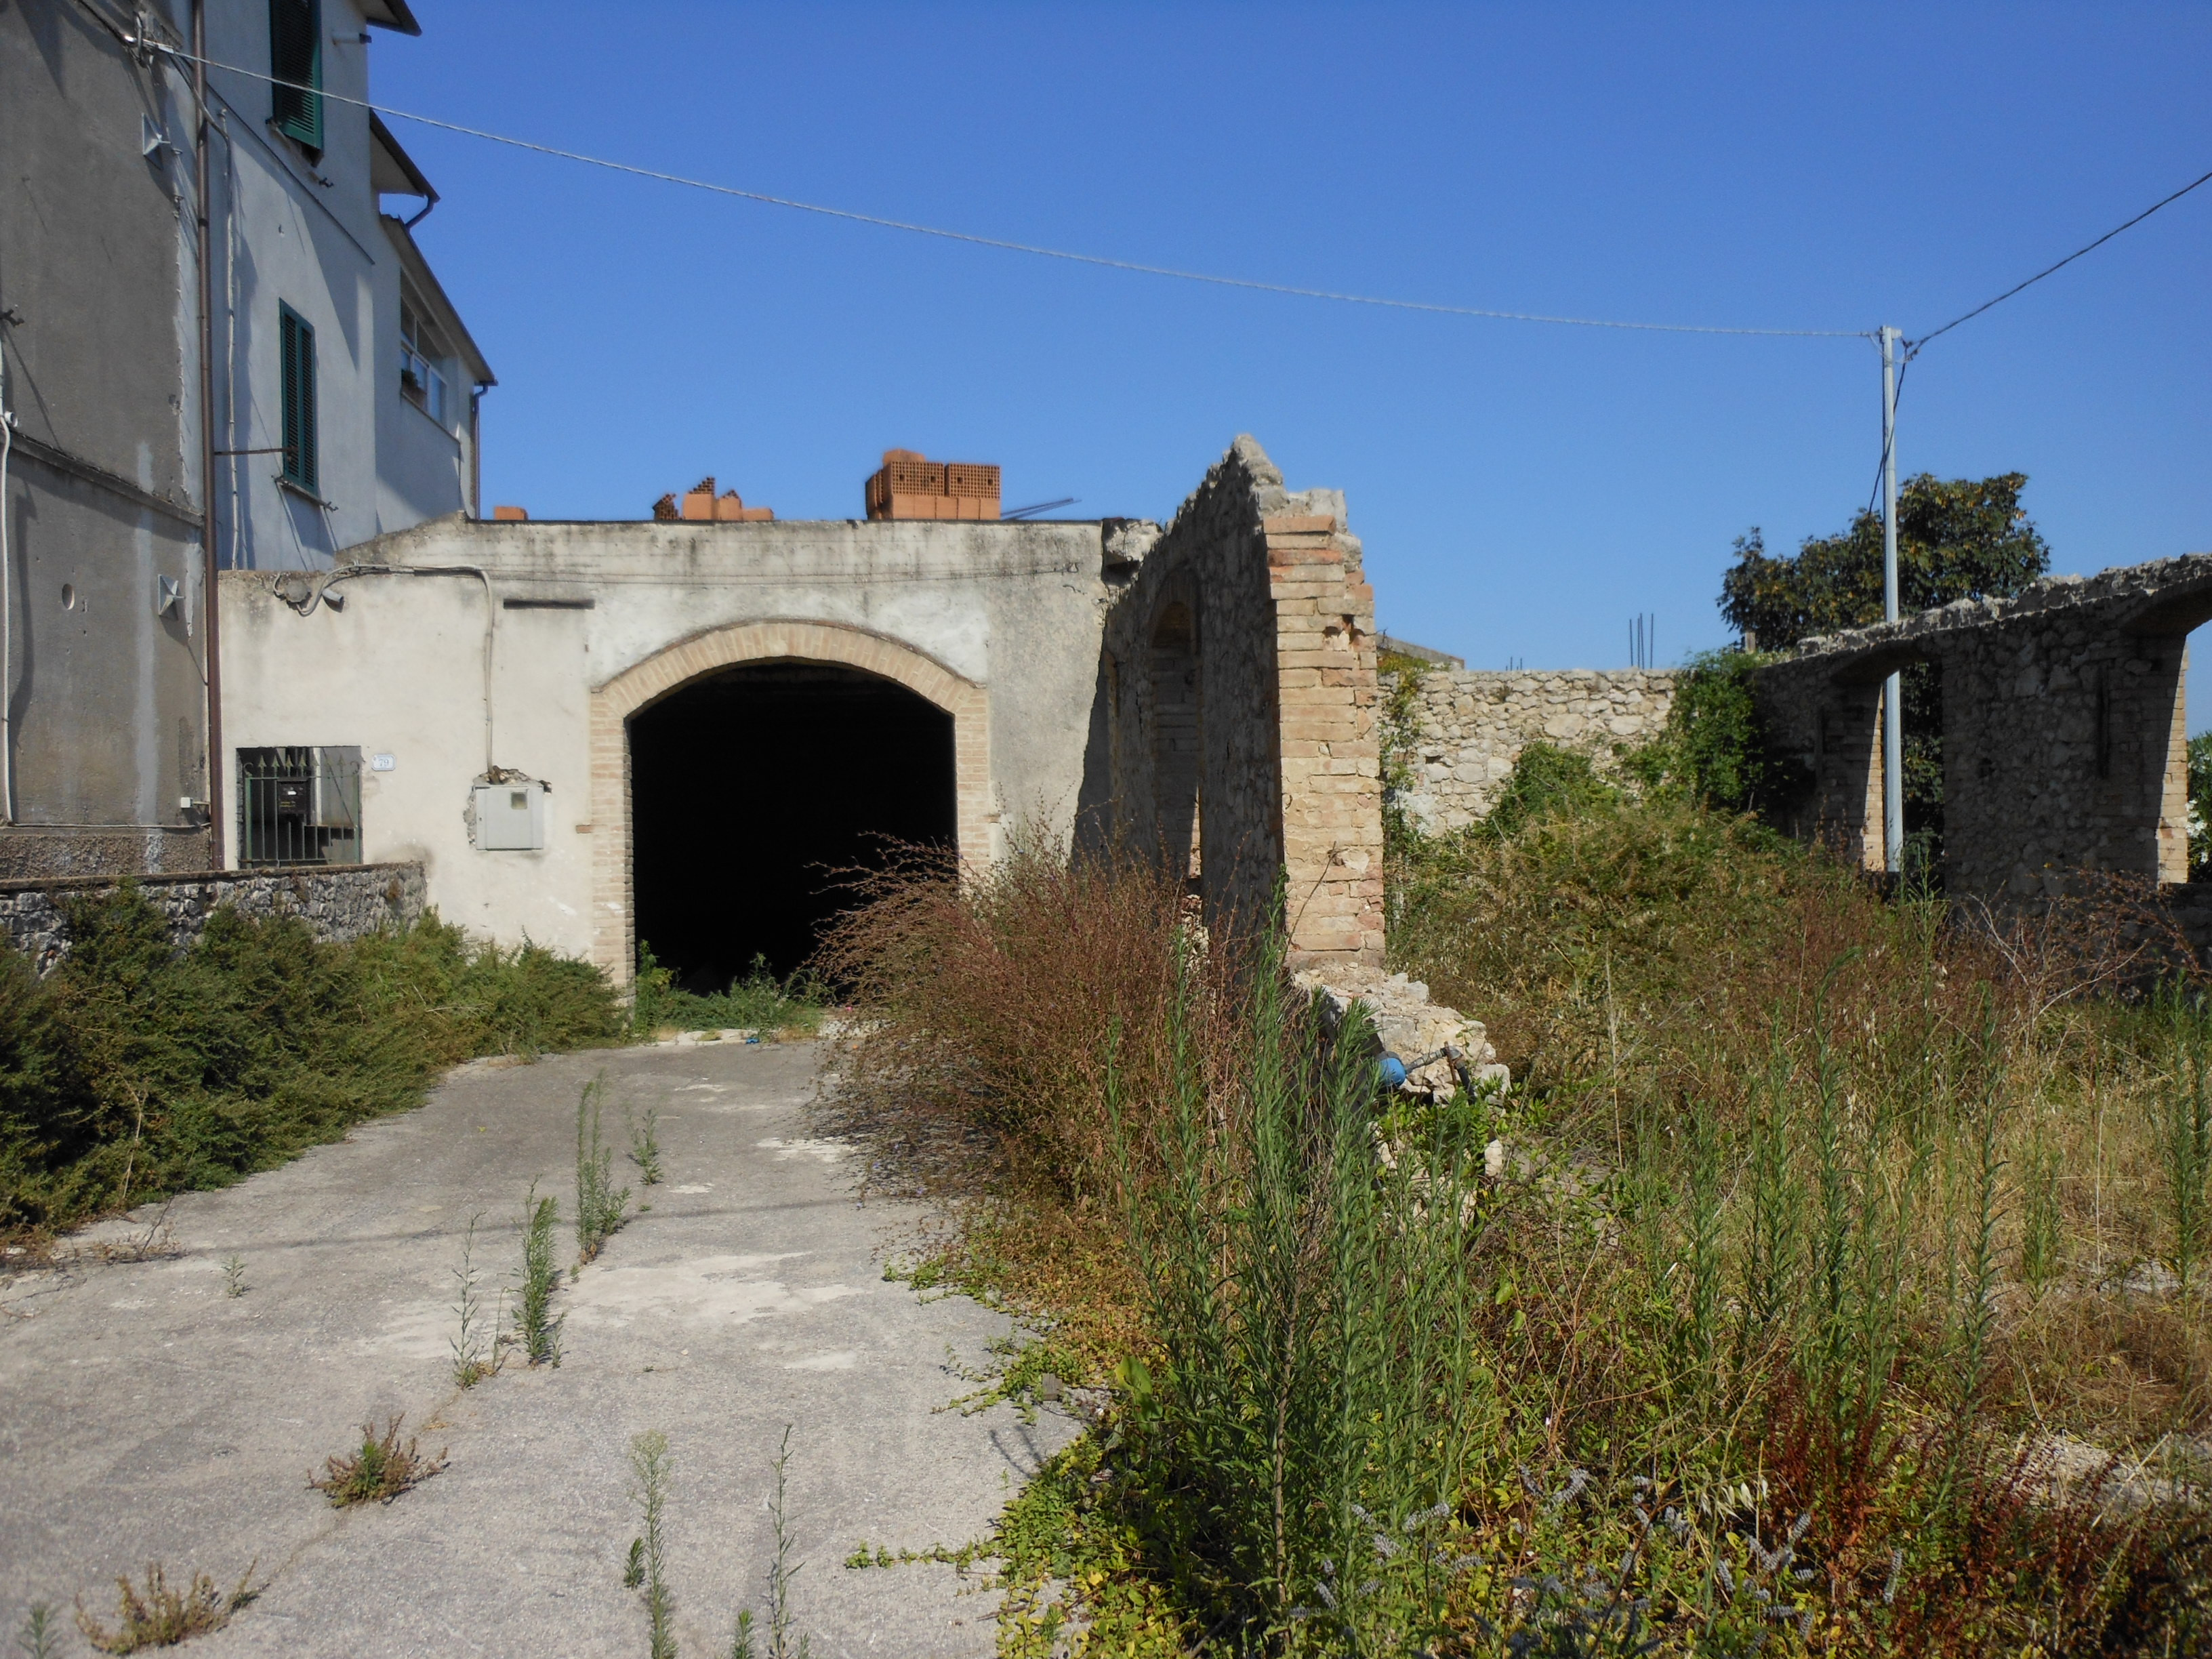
xmin=589 ymin=619 xmax=991 ymax=985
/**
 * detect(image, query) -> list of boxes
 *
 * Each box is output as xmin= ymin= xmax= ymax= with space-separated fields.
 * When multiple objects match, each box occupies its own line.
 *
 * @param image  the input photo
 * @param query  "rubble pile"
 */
xmin=1292 ymin=965 xmax=1510 ymax=1099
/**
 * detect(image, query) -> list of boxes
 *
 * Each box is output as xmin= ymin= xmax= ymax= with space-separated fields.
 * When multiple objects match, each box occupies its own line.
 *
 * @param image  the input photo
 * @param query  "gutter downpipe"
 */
xmin=468 ymin=382 xmax=487 ymax=519
xmin=194 ymin=0 xmax=226 ymax=866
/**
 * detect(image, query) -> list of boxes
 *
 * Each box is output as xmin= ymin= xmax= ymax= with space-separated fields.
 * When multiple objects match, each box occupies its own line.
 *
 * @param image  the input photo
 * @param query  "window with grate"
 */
xmin=279 ymin=304 xmax=318 ymax=491
xmin=269 ymin=0 xmax=323 ymax=152
xmin=238 ymin=747 xmax=361 ymax=867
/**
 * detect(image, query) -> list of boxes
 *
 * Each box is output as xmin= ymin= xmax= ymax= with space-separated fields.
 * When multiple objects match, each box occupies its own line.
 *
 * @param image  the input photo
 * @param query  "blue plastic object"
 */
xmin=1376 ymin=1053 xmax=1408 ymax=1090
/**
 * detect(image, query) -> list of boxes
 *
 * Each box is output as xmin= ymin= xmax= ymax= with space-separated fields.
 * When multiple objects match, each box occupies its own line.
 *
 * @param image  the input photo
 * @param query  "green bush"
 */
xmin=0 ymin=889 xmax=622 ymax=1240
xmin=630 ymin=943 xmax=825 ymax=1038
xmin=1473 ymin=739 xmax=1618 ymax=839
xmin=1625 ymin=647 xmax=1806 ymax=815
xmin=2188 ymin=732 xmax=2212 ymax=879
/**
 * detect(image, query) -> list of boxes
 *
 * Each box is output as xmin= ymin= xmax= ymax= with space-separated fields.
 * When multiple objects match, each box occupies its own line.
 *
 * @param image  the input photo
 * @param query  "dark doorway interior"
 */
xmin=630 ymin=661 xmax=956 ymax=987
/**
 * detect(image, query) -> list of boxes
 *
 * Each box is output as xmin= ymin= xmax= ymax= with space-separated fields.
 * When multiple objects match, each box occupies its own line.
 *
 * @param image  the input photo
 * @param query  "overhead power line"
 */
xmin=1908 ymin=164 xmax=2212 ymax=356
xmin=142 ymin=39 xmax=1866 ymax=341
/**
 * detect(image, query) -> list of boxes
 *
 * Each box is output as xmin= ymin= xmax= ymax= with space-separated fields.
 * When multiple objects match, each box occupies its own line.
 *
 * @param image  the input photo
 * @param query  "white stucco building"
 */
xmin=216 ymin=438 xmax=1391 ymax=989
xmin=202 ymin=0 xmax=492 ymax=571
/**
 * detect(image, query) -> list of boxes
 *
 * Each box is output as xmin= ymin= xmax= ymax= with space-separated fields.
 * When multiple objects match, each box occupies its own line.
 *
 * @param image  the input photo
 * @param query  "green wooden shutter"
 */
xmin=280 ymin=306 xmax=318 ymax=491
xmin=269 ymin=0 xmax=323 ymax=152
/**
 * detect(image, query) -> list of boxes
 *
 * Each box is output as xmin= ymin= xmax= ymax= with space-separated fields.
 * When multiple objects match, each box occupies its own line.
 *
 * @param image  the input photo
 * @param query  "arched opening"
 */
xmin=1150 ymin=600 xmax=1202 ymax=888
xmin=1898 ymin=657 xmax=1944 ymax=888
xmin=2178 ymin=623 xmax=2210 ymax=882
xmin=628 ymin=661 xmax=956 ymax=986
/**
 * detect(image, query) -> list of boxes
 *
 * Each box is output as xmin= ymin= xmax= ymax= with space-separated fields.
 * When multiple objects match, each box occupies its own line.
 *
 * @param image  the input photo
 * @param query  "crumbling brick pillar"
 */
xmin=1267 ymin=512 xmax=1383 ymax=966
xmin=1094 ymin=437 xmax=1384 ymax=970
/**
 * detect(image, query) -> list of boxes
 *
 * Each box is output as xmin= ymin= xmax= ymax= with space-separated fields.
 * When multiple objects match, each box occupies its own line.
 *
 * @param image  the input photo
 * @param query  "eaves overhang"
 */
xmin=363 ymin=0 xmax=422 ymax=36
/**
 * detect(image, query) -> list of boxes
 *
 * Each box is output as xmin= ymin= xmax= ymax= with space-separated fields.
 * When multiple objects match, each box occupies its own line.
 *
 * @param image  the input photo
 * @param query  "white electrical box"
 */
xmin=472 ymin=779 xmax=547 ymax=851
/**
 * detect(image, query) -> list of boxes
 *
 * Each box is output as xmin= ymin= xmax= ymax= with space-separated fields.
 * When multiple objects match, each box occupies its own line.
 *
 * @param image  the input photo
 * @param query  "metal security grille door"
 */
xmin=237 ymin=747 xmax=361 ymax=867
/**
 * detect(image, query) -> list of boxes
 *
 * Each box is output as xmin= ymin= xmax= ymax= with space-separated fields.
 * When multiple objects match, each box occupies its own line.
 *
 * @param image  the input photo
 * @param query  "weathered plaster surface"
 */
xmin=221 ymin=514 xmax=1111 ymax=981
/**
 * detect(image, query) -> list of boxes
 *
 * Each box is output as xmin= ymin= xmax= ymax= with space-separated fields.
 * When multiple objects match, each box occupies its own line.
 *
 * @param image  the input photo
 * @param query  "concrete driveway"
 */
xmin=0 ymin=1041 xmax=1073 ymax=1658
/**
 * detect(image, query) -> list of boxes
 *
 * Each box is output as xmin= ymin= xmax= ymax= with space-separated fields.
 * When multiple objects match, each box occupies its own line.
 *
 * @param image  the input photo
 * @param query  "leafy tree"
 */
xmin=1717 ymin=474 xmax=2050 ymax=867
xmin=1719 ymin=473 xmax=2050 ymax=651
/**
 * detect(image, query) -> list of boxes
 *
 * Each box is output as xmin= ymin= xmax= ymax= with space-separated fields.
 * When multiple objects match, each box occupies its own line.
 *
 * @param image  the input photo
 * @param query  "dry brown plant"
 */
xmin=75 ymin=1561 xmax=256 ymax=1652
xmin=814 ymin=832 xmax=1244 ymax=1207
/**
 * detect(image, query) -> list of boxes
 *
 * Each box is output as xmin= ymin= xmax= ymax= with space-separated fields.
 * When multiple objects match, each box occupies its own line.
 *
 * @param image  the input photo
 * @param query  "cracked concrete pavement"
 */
xmin=0 ymin=1040 xmax=1076 ymax=1657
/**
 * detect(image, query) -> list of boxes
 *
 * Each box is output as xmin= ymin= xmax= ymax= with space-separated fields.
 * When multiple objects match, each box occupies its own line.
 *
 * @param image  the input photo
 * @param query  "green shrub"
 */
xmin=0 ymin=889 xmax=622 ymax=1240
xmin=2188 ymin=732 xmax=2212 ymax=879
xmin=1473 ymin=739 xmax=1618 ymax=840
xmin=1106 ymin=945 xmax=1488 ymax=1643
xmin=632 ymin=943 xmax=825 ymax=1038
xmin=1654 ymin=647 xmax=1800 ymax=813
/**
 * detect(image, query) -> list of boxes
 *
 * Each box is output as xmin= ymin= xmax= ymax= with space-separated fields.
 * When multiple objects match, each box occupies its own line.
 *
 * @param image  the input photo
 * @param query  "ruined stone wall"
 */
xmin=1383 ymin=668 xmax=1677 ymax=835
xmin=1088 ymin=437 xmax=1383 ymax=967
xmin=0 ymin=863 xmax=427 ymax=975
xmin=1755 ymin=553 xmax=2212 ymax=901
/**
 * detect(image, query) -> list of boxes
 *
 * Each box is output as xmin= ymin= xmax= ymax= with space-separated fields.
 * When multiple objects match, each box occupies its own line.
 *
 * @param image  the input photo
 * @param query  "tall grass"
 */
xmin=824 ymin=769 xmax=2212 ymax=1652
xmin=1105 ymin=943 xmax=1487 ymax=1646
xmin=628 ymin=1430 xmax=677 ymax=1659
xmin=575 ymin=1073 xmax=630 ymax=1263
xmin=0 ymin=888 xmax=623 ymax=1244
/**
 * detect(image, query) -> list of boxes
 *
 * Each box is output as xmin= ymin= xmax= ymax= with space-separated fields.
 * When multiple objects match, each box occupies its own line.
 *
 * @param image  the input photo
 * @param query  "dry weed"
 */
xmin=75 ymin=1561 xmax=256 ymax=1652
xmin=308 ymin=1415 xmax=447 ymax=1507
xmin=815 ymin=832 xmax=1242 ymax=1204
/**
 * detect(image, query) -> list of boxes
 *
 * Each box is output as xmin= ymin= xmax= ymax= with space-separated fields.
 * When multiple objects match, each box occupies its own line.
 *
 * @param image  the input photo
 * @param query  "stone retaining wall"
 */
xmin=0 ymin=863 xmax=428 ymax=974
xmin=1384 ymin=668 xmax=1677 ymax=835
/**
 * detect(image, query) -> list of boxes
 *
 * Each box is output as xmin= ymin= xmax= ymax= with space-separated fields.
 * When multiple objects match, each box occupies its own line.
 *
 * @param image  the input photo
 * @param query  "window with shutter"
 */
xmin=280 ymin=305 xmax=319 ymax=491
xmin=269 ymin=0 xmax=323 ymax=153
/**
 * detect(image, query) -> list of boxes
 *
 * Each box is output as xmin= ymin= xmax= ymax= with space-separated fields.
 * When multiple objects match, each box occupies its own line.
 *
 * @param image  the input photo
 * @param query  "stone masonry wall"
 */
xmin=1755 ymin=552 xmax=2212 ymax=902
xmin=0 ymin=863 xmax=428 ymax=975
xmin=1383 ymin=668 xmax=1677 ymax=835
xmin=1090 ymin=436 xmax=1384 ymax=967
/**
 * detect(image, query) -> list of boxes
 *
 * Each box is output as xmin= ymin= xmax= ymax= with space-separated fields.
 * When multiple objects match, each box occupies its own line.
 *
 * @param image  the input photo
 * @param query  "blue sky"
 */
xmin=374 ymin=4 xmax=2212 ymax=718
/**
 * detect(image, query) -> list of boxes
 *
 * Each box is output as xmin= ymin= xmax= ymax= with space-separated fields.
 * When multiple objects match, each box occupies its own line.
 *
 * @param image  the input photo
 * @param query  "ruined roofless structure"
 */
xmin=218 ymin=437 xmax=1384 ymax=985
xmin=1754 ymin=553 xmax=2212 ymax=901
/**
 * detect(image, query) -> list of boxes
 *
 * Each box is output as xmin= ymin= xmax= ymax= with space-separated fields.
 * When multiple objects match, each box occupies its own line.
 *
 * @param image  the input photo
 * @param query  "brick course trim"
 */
xmin=587 ymin=619 xmax=991 ymax=985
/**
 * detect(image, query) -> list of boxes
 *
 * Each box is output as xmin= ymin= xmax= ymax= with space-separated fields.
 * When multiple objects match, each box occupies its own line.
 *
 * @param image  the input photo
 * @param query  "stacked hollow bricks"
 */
xmin=1268 ymin=513 xmax=1385 ymax=964
xmin=864 ymin=451 xmax=1002 ymax=521
xmin=650 ymin=476 xmax=774 ymax=522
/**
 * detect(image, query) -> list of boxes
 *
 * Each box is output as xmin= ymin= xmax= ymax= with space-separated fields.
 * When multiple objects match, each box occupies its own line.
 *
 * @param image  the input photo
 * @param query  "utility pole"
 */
xmin=1880 ymin=325 xmax=1903 ymax=876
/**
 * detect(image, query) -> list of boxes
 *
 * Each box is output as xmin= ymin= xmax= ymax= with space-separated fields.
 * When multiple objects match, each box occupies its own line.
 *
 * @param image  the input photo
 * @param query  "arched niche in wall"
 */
xmin=1149 ymin=596 xmax=1202 ymax=889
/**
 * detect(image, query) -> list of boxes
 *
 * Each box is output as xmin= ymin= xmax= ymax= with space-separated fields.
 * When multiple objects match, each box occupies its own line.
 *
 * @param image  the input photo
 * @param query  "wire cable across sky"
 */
xmin=144 ymin=39 xmax=1869 ymax=340
xmin=144 ymin=36 xmax=2207 ymax=361
xmin=1906 ymin=164 xmax=2212 ymax=357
